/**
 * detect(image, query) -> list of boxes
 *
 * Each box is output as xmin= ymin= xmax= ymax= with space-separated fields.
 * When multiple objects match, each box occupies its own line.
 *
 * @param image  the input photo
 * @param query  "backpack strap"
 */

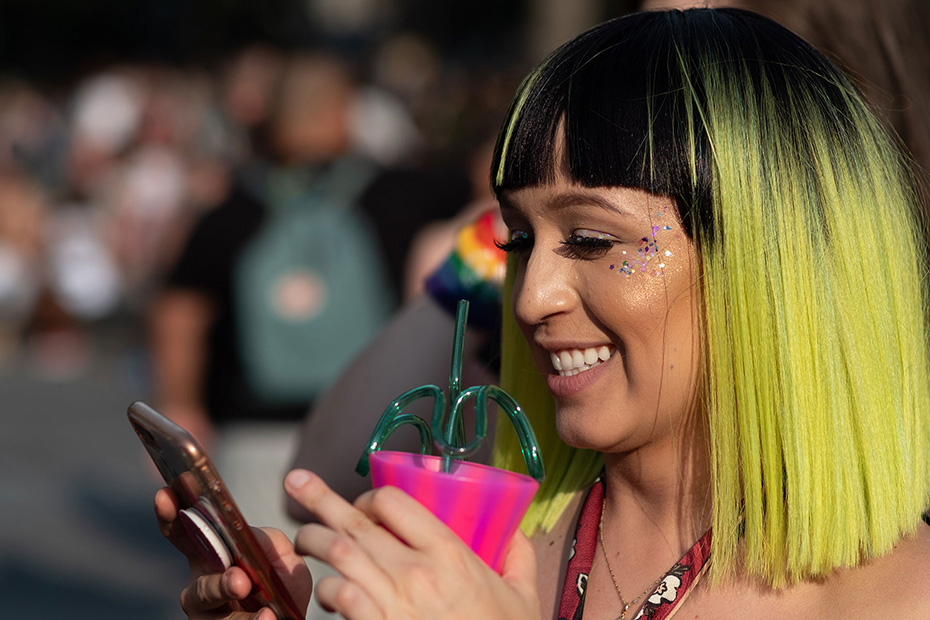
xmin=319 ymin=155 xmax=379 ymax=207
xmin=263 ymin=155 xmax=379 ymax=214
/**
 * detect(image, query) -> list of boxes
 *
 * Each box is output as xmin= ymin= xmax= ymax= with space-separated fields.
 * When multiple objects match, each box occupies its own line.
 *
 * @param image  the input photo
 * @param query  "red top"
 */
xmin=558 ymin=478 xmax=713 ymax=620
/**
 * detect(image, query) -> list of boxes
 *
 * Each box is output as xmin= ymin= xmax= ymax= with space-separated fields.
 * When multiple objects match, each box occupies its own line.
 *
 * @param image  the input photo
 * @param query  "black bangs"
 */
xmin=490 ymin=8 xmax=861 ymax=239
xmin=490 ymin=8 xmax=804 ymax=237
xmin=491 ymin=10 xmax=708 ymax=198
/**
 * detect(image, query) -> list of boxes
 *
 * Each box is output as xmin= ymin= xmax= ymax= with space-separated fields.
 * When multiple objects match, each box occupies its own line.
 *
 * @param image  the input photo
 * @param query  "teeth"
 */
xmin=571 ymin=350 xmax=584 ymax=367
xmin=549 ymin=346 xmax=614 ymax=376
xmin=584 ymin=348 xmax=598 ymax=365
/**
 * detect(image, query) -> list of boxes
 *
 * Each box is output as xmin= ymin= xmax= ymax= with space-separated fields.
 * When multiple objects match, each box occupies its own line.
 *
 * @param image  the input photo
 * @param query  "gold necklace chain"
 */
xmin=597 ymin=501 xmax=668 ymax=620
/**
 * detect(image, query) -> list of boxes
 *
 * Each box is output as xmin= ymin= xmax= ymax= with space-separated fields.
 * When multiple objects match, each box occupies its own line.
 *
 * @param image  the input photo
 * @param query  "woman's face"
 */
xmin=499 ymin=165 xmax=701 ymax=453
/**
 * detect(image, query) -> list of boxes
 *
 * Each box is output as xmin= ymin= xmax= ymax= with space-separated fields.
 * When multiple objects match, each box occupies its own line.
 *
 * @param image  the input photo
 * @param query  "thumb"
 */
xmin=499 ymin=529 xmax=538 ymax=599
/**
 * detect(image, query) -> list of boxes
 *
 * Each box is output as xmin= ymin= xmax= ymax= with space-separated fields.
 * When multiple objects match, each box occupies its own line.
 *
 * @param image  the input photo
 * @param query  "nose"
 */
xmin=512 ymin=247 xmax=576 ymax=327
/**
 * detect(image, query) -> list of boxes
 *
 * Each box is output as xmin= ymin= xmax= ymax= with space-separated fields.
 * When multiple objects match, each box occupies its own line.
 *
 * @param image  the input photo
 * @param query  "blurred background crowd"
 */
xmin=0 ymin=0 xmax=624 ymax=379
xmin=0 ymin=1 xmax=634 ymax=618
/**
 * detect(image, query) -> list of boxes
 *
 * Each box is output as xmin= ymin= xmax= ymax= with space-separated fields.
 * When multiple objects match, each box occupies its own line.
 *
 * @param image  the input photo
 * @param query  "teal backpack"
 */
xmin=235 ymin=157 xmax=393 ymax=405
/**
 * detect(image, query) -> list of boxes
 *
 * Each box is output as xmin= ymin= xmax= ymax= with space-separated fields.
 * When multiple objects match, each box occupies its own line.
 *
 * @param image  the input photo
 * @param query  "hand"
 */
xmin=155 ymin=487 xmax=312 ymax=620
xmin=284 ymin=469 xmax=542 ymax=620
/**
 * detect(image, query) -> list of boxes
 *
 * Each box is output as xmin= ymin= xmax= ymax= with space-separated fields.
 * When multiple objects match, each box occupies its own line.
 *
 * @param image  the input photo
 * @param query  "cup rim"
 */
xmin=368 ymin=450 xmax=539 ymax=486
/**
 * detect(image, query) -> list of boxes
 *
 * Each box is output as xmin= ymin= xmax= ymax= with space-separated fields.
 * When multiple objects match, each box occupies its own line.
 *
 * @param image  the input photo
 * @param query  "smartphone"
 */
xmin=127 ymin=401 xmax=304 ymax=620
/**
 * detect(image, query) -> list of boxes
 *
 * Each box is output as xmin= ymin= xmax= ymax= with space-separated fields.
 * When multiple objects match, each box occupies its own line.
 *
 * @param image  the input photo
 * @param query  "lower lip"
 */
xmin=545 ymin=357 xmax=611 ymax=399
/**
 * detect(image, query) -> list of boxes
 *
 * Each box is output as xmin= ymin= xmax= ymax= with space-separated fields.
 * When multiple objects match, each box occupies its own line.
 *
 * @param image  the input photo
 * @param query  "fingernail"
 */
xmin=285 ymin=469 xmax=312 ymax=491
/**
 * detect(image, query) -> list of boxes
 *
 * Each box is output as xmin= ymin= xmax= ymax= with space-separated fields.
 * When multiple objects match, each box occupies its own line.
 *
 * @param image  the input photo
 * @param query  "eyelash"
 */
xmin=495 ymin=232 xmax=531 ymax=254
xmin=559 ymin=234 xmax=614 ymax=259
xmin=495 ymin=230 xmax=616 ymax=259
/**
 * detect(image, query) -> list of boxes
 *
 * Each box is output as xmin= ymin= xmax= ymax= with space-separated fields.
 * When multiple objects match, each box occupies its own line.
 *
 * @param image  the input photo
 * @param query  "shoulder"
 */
xmin=683 ymin=521 xmax=930 ymax=619
xmin=836 ymin=520 xmax=930 ymax=618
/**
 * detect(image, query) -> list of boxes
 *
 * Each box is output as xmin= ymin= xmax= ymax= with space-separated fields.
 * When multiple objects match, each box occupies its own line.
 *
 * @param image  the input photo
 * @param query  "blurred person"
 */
xmin=369 ymin=32 xmax=443 ymax=135
xmin=100 ymin=65 xmax=232 ymax=310
xmin=150 ymin=50 xmax=382 ymax=509
xmin=151 ymin=50 xmax=477 ymax=620
xmin=0 ymin=78 xmax=67 ymax=191
xmin=65 ymin=66 xmax=146 ymax=201
xmin=44 ymin=202 xmax=123 ymax=324
xmin=104 ymin=144 xmax=188 ymax=307
xmin=34 ymin=202 xmax=123 ymax=378
xmin=0 ymin=171 xmax=47 ymax=362
xmin=219 ymin=44 xmax=287 ymax=167
xmin=348 ymin=83 xmax=423 ymax=168
xmin=32 ymin=64 xmax=225 ymax=377
xmin=149 ymin=49 xmax=471 ymax=532
xmin=26 ymin=65 xmax=146 ymax=377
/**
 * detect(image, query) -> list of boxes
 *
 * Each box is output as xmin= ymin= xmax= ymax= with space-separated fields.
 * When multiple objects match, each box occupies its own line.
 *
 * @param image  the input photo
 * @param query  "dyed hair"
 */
xmin=490 ymin=8 xmax=930 ymax=586
xmin=733 ymin=0 xmax=930 ymax=204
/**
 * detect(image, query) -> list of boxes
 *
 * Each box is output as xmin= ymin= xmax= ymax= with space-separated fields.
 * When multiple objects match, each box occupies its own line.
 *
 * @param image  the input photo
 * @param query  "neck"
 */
xmin=600 ymin=419 xmax=712 ymax=562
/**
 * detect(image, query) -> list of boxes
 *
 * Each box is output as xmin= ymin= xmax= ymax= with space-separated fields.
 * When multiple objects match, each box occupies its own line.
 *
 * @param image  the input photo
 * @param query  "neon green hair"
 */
xmin=490 ymin=8 xmax=930 ymax=587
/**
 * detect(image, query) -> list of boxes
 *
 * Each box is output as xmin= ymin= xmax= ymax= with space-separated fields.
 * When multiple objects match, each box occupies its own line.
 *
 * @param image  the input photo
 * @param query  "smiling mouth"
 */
xmin=549 ymin=346 xmax=615 ymax=377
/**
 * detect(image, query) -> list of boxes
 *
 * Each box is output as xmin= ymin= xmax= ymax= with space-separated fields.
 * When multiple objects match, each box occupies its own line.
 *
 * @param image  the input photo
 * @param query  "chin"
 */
xmin=554 ymin=405 xmax=650 ymax=454
xmin=554 ymin=410 xmax=611 ymax=451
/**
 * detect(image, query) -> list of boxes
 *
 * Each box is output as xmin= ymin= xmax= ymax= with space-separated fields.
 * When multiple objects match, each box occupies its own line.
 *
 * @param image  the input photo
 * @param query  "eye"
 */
xmin=495 ymin=229 xmax=532 ymax=254
xmin=559 ymin=229 xmax=616 ymax=259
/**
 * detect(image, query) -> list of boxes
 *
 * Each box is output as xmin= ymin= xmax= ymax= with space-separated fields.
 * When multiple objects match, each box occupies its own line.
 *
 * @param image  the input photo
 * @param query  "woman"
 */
xmin=288 ymin=0 xmax=930 ymax=514
xmin=157 ymin=8 xmax=930 ymax=619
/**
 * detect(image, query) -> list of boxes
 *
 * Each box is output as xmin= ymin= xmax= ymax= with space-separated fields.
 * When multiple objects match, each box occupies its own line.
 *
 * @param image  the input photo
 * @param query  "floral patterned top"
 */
xmin=558 ymin=479 xmax=713 ymax=620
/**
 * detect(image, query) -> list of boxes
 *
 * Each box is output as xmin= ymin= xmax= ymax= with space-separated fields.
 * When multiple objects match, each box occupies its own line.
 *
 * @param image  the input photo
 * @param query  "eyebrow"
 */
xmin=499 ymin=188 xmax=638 ymax=218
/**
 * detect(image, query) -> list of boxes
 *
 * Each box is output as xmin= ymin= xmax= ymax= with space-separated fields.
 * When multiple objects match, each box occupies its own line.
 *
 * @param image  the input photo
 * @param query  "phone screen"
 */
xmin=128 ymin=401 xmax=304 ymax=620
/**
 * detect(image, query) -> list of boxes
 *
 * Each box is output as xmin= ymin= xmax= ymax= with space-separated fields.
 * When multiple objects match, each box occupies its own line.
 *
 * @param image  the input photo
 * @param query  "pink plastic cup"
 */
xmin=368 ymin=450 xmax=539 ymax=572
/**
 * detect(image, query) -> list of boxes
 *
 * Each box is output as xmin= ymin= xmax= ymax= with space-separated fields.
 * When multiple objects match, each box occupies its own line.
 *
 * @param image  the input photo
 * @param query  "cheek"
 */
xmin=608 ymin=225 xmax=676 ymax=278
xmin=596 ymin=236 xmax=697 ymax=365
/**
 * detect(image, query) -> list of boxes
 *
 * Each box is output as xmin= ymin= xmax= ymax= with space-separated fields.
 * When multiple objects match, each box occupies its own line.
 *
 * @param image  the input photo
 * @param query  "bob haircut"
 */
xmin=490 ymin=8 xmax=930 ymax=586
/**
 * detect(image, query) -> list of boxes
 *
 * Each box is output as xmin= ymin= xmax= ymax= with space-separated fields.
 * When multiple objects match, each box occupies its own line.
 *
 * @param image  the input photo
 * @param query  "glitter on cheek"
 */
xmin=613 ymin=225 xmax=674 ymax=277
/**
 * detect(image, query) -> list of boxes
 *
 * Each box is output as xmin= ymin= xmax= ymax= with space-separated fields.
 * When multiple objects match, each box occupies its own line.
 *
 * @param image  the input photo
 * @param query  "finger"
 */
xmin=284 ymin=470 xmax=392 ymax=545
xmin=285 ymin=471 xmax=404 ymax=606
xmin=499 ymin=530 xmax=538 ymax=600
xmin=293 ymin=521 xmax=397 ymax=606
xmin=256 ymin=527 xmax=311 ymax=576
xmin=154 ymin=486 xmax=180 ymax=523
xmin=180 ymin=567 xmax=253 ymax=614
xmin=252 ymin=526 xmax=314 ymax=607
xmin=353 ymin=484 xmax=464 ymax=551
xmin=313 ymin=574 xmax=384 ymax=620
xmin=287 ymin=469 xmax=469 ymax=566
xmin=155 ymin=487 xmax=202 ymax=559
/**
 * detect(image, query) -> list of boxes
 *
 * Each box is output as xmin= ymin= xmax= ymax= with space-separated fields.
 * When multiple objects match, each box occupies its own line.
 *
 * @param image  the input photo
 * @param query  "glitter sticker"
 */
xmin=615 ymin=225 xmax=673 ymax=277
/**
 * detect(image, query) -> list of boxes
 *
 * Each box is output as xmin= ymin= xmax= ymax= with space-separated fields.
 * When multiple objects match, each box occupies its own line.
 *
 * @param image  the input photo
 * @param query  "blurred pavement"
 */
xmin=0 ymin=323 xmax=189 ymax=619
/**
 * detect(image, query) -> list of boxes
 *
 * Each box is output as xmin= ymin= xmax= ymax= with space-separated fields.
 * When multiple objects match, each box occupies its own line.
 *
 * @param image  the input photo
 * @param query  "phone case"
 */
xmin=127 ymin=401 xmax=304 ymax=620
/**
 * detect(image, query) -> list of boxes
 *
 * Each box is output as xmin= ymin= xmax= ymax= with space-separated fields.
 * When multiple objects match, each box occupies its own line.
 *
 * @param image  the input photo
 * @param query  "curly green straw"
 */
xmin=356 ymin=299 xmax=545 ymax=481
